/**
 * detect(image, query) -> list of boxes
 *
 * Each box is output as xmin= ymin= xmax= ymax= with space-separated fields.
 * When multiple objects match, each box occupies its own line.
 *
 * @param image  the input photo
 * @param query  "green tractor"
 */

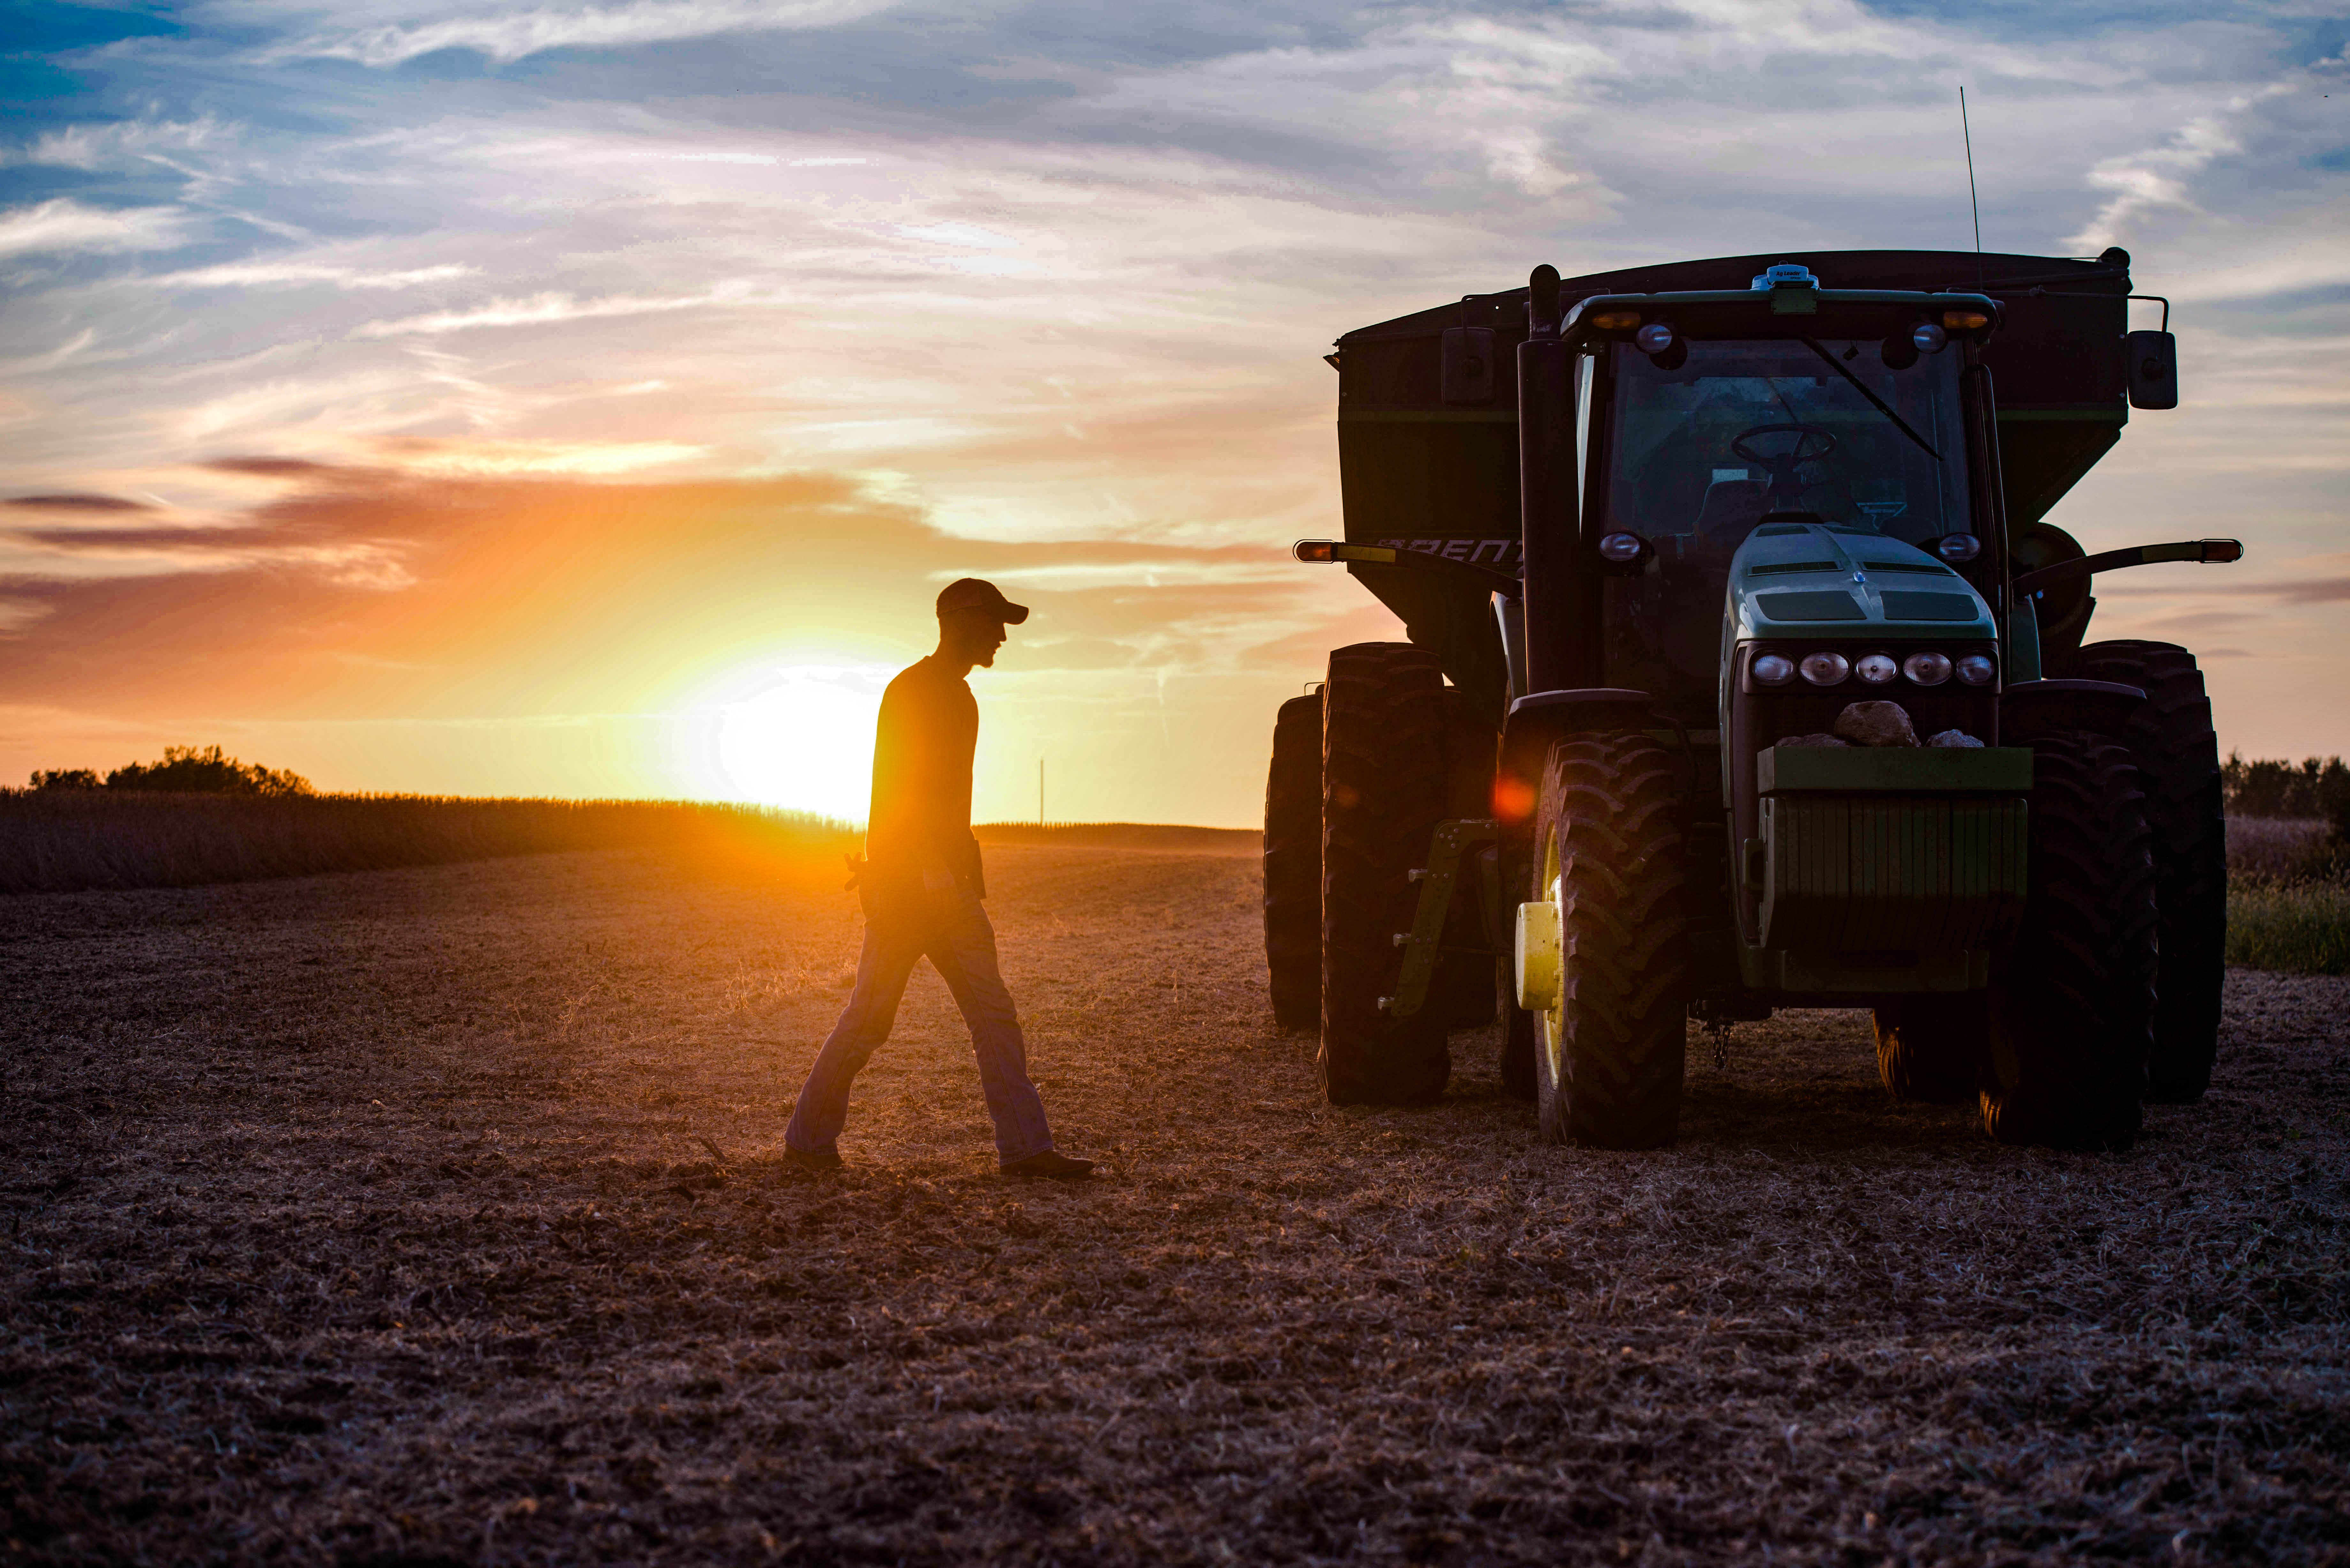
xmin=1266 ymin=248 xmax=2240 ymax=1150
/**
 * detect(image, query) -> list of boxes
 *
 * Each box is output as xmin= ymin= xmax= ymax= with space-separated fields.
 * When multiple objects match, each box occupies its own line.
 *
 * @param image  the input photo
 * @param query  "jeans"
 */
xmin=784 ymin=888 xmax=1055 ymax=1165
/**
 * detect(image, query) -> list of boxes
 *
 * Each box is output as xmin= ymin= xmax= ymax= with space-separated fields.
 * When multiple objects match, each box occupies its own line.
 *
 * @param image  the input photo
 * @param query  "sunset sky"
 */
xmin=3 ymin=0 xmax=2344 ymax=826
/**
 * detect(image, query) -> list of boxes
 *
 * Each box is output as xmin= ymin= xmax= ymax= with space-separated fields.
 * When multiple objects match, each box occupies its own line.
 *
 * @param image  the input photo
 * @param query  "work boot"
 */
xmin=1001 ymin=1150 xmax=1095 ymax=1180
xmin=782 ymin=1144 xmax=843 ymax=1172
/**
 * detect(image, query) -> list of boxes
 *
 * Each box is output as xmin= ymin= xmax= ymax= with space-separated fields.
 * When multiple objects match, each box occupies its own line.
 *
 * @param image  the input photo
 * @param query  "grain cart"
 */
xmin=1266 ymin=248 xmax=2240 ymax=1150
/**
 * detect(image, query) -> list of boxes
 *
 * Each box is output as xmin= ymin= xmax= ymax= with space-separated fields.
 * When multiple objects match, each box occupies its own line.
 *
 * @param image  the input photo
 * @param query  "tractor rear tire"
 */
xmin=2063 ymin=640 xmax=2226 ymax=1102
xmin=1319 ymin=644 xmax=1451 ymax=1104
xmin=1982 ymin=731 xmax=2157 ymax=1152
xmin=1527 ymin=734 xmax=1689 ymax=1148
xmin=1264 ymin=692 xmax=1322 ymax=1031
xmin=1872 ymin=997 xmax=1988 ymax=1105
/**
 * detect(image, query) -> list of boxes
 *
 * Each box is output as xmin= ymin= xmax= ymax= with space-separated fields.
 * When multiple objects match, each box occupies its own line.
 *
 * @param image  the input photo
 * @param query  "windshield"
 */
xmin=1594 ymin=337 xmax=1973 ymax=721
xmin=1602 ymin=336 xmax=1969 ymax=550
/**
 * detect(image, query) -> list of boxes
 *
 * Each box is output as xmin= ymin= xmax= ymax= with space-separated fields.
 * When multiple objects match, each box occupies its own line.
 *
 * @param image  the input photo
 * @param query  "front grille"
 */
xmin=1739 ymin=640 xmax=1999 ymax=746
xmin=1750 ymin=684 xmax=1995 ymax=745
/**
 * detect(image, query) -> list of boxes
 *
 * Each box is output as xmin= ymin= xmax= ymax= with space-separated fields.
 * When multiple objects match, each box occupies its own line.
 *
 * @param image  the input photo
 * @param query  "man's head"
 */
xmin=934 ymin=577 xmax=1028 ymax=669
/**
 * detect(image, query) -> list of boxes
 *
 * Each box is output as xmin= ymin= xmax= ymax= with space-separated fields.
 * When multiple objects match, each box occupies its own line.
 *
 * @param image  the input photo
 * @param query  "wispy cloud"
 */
xmin=376 ymin=437 xmax=710 ymax=475
xmin=155 ymin=261 xmax=479 ymax=290
xmin=0 ymin=200 xmax=186 ymax=259
xmin=2069 ymin=56 xmax=2342 ymax=249
xmin=0 ymin=117 xmax=227 ymax=170
xmin=353 ymin=285 xmax=757 ymax=337
xmin=270 ymin=0 xmax=902 ymax=67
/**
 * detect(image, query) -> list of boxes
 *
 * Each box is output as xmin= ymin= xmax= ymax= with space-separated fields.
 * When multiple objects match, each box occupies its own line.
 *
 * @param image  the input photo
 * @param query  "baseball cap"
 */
xmin=935 ymin=577 xmax=1029 ymax=624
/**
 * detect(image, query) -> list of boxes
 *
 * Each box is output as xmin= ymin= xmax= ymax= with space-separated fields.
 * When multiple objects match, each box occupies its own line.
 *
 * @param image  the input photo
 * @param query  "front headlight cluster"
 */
xmin=1751 ymin=649 xmax=1996 ymax=689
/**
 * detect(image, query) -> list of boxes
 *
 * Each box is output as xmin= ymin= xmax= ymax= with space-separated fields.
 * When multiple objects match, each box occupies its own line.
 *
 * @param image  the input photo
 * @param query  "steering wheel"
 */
xmin=1730 ymin=423 xmax=1839 ymax=512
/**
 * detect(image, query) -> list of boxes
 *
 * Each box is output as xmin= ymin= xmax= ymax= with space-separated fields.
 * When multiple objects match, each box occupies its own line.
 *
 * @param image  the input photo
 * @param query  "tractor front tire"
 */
xmin=2064 ymin=640 xmax=2226 ymax=1102
xmin=1527 ymin=734 xmax=1689 ymax=1149
xmin=1982 ymin=731 xmax=2158 ymax=1152
xmin=1319 ymin=644 xmax=1451 ymax=1105
xmin=1263 ymin=691 xmax=1322 ymax=1031
xmin=1873 ymin=997 xmax=1988 ymax=1105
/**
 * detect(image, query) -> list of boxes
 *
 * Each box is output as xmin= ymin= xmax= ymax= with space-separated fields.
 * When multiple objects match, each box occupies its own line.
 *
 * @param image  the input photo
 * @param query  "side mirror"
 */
xmin=2126 ymin=329 xmax=2178 ymax=410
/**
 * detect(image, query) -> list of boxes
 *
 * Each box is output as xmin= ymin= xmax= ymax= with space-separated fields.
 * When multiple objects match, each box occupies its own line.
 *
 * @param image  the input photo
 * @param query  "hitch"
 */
xmin=1378 ymin=818 xmax=1500 ymax=1019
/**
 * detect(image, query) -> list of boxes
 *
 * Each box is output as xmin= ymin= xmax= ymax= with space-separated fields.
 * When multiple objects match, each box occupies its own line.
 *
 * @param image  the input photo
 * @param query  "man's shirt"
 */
xmin=864 ymin=655 xmax=985 ymax=899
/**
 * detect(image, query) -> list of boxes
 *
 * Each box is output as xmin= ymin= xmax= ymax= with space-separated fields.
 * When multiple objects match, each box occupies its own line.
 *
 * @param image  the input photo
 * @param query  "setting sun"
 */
xmin=678 ymin=664 xmax=889 ymax=820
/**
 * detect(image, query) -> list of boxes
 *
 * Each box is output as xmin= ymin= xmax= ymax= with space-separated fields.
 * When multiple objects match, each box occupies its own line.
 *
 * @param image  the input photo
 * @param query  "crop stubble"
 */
xmin=1 ymin=845 xmax=2345 ymax=1565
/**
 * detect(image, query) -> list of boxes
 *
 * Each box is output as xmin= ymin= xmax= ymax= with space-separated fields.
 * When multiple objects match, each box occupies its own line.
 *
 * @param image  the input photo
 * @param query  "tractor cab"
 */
xmin=1549 ymin=264 xmax=1998 ymax=729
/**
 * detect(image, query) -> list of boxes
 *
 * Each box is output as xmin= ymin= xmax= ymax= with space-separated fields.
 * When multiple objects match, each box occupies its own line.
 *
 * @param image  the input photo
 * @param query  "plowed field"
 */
xmin=3 ymin=845 xmax=2345 ymax=1565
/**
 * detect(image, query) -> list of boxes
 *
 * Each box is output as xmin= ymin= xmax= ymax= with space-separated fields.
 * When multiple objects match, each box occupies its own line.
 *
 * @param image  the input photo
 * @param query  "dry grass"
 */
xmin=2228 ymin=818 xmax=2336 ymax=885
xmin=0 ymin=792 xmax=853 ymax=895
xmin=2226 ymin=818 xmax=2350 ymax=976
xmin=2 ymin=845 xmax=2344 ymax=1565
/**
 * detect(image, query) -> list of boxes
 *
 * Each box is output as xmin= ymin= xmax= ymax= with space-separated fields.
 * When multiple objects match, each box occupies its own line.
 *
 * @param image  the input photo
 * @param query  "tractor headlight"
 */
xmin=1855 ymin=652 xmax=1898 ymax=684
xmin=1934 ymin=533 xmax=1981 ymax=563
xmin=1955 ymin=653 xmax=1996 ymax=686
xmin=1912 ymin=322 xmax=1948 ymax=354
xmin=1634 ymin=322 xmax=1676 ymax=354
xmin=1800 ymin=651 xmax=1850 ymax=686
xmin=1752 ymin=652 xmax=1796 ymax=686
xmin=1904 ymin=651 xmax=1953 ymax=685
xmin=1597 ymin=532 xmax=1646 ymax=563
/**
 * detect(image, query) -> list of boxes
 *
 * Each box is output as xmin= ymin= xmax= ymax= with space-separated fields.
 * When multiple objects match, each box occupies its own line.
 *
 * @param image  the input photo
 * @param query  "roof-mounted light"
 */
xmin=1590 ymin=310 xmax=1642 ymax=330
xmin=1942 ymin=309 xmax=1991 ymax=331
xmin=1752 ymin=263 xmax=1819 ymax=291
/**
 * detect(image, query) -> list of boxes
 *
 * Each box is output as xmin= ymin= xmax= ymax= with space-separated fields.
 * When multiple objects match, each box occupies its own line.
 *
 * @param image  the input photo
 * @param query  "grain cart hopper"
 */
xmin=1267 ymin=247 xmax=2240 ymax=1150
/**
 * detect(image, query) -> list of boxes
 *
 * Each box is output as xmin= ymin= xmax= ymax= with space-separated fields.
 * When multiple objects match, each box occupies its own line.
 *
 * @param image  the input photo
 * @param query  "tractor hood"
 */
xmin=1727 ymin=523 xmax=1995 ymax=642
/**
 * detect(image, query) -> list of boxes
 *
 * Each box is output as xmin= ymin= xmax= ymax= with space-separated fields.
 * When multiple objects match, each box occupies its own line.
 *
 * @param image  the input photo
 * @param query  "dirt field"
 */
xmin=3 ymin=845 xmax=2345 ymax=1566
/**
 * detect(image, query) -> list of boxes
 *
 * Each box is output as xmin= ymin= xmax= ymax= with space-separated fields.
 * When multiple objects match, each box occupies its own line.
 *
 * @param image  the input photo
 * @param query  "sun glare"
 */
xmin=679 ymin=665 xmax=886 ymax=820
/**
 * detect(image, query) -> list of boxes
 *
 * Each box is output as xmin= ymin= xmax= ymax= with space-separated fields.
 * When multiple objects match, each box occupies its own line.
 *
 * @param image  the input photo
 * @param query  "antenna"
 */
xmin=1960 ymin=86 xmax=1982 ymax=258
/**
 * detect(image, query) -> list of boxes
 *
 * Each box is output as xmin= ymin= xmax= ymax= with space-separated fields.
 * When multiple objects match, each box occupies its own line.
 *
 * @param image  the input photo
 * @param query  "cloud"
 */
xmin=155 ymin=261 xmax=479 ymax=290
xmin=0 ymin=117 xmax=226 ymax=170
xmin=674 ymin=152 xmax=867 ymax=167
xmin=270 ymin=0 xmax=902 ymax=67
xmin=2070 ymin=54 xmax=2346 ymax=249
xmin=4 ymin=494 xmax=156 ymax=513
xmin=352 ymin=286 xmax=755 ymax=337
xmin=2097 ymin=576 xmax=2350 ymax=604
xmin=376 ymin=437 xmax=710 ymax=475
xmin=205 ymin=457 xmax=338 ymax=478
xmin=0 ymin=200 xmax=186 ymax=260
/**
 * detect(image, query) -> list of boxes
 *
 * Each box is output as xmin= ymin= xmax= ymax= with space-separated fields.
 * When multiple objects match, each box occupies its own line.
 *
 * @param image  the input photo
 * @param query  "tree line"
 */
xmin=28 ymin=745 xmax=313 ymax=797
xmin=2222 ymin=753 xmax=2349 ymax=830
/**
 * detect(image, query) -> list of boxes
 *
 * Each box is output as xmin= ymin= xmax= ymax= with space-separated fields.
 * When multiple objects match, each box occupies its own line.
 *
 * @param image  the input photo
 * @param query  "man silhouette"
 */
xmin=783 ymin=578 xmax=1094 ymax=1179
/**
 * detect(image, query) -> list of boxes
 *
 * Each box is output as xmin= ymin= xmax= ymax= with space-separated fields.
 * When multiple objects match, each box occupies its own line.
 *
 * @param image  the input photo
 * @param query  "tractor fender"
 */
xmin=1500 ymin=688 xmax=1653 ymax=804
